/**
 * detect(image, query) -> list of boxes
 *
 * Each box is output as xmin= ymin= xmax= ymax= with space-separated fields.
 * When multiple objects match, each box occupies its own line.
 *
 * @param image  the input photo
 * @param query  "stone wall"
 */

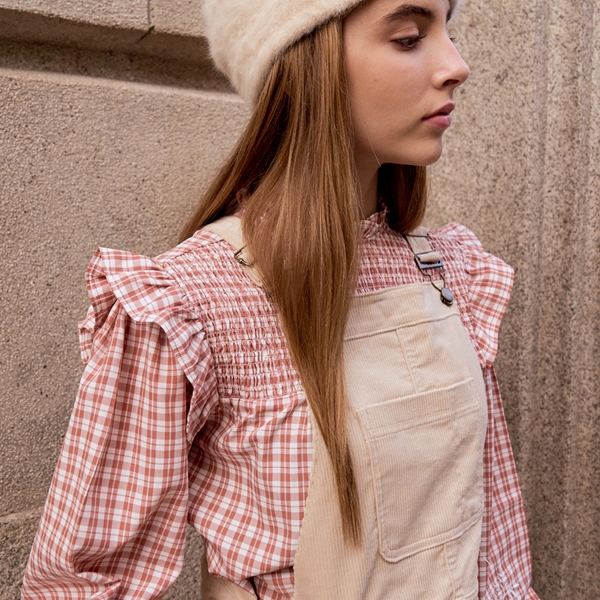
xmin=1 ymin=0 xmax=598 ymax=598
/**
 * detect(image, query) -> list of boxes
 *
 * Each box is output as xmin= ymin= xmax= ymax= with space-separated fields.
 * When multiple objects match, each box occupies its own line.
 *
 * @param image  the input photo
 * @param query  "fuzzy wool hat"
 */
xmin=203 ymin=0 xmax=464 ymax=107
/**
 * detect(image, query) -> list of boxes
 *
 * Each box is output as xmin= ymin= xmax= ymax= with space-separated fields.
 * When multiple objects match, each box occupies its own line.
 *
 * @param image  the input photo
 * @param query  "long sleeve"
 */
xmin=22 ymin=248 xmax=217 ymax=599
xmin=480 ymin=366 xmax=538 ymax=600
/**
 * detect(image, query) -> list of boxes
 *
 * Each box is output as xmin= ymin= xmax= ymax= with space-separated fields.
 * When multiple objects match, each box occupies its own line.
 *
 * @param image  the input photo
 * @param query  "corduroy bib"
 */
xmin=200 ymin=217 xmax=487 ymax=600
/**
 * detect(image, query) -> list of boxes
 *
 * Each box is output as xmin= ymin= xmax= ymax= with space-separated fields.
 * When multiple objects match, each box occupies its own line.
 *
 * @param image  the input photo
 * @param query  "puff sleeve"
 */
xmin=22 ymin=248 xmax=217 ymax=600
xmin=438 ymin=223 xmax=514 ymax=368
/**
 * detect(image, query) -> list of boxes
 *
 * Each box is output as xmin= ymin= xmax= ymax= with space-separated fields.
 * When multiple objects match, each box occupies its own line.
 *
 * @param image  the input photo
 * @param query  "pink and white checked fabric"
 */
xmin=22 ymin=212 xmax=538 ymax=599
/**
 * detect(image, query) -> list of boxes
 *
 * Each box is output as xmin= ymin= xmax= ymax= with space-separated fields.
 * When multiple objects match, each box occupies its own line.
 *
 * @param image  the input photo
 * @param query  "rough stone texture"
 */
xmin=0 ymin=5 xmax=217 ymax=68
xmin=0 ymin=0 xmax=148 ymax=30
xmin=427 ymin=1 xmax=600 ymax=598
xmin=0 ymin=39 xmax=231 ymax=93
xmin=0 ymin=511 xmax=42 ymax=600
xmin=0 ymin=70 xmax=248 ymax=520
xmin=0 ymin=0 xmax=208 ymax=38
xmin=150 ymin=0 xmax=205 ymax=38
xmin=1 ymin=0 xmax=599 ymax=598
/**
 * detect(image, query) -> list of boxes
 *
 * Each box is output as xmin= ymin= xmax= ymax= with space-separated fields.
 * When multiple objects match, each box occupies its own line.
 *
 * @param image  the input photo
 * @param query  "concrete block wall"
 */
xmin=0 ymin=0 xmax=598 ymax=598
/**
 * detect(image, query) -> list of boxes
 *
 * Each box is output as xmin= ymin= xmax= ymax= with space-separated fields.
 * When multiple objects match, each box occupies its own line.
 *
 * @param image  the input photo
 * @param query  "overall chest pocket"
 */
xmin=345 ymin=290 xmax=487 ymax=564
xmin=355 ymin=377 xmax=485 ymax=562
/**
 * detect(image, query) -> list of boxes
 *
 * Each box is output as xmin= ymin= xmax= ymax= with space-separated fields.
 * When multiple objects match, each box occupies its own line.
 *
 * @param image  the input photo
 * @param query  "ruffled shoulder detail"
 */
xmin=436 ymin=223 xmax=514 ymax=367
xmin=78 ymin=247 xmax=207 ymax=393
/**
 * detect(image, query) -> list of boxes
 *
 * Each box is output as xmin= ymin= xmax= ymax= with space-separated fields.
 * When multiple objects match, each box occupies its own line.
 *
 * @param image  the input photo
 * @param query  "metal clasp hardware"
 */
xmin=404 ymin=234 xmax=455 ymax=307
xmin=414 ymin=252 xmax=444 ymax=271
xmin=414 ymin=259 xmax=455 ymax=307
xmin=234 ymin=247 xmax=253 ymax=267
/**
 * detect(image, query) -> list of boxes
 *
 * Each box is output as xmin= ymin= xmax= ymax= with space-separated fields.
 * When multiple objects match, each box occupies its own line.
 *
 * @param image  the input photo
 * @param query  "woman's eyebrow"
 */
xmin=380 ymin=5 xmax=433 ymax=24
xmin=379 ymin=4 xmax=453 ymax=25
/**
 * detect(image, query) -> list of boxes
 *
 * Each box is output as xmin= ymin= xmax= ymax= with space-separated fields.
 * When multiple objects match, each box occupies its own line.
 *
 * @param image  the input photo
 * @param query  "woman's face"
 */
xmin=343 ymin=0 xmax=469 ymax=171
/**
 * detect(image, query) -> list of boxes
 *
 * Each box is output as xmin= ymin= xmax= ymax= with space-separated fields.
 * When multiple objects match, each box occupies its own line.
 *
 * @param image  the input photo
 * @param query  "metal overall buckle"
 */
xmin=404 ymin=235 xmax=455 ymax=307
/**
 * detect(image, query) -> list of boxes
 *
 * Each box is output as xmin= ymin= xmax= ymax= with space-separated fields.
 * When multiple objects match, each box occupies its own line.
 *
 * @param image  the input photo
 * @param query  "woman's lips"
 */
xmin=423 ymin=113 xmax=453 ymax=128
xmin=423 ymin=102 xmax=455 ymax=128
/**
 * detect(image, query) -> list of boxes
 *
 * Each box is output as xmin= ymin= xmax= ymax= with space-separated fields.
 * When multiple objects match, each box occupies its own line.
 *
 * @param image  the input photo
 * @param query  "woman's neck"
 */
xmin=355 ymin=155 xmax=380 ymax=218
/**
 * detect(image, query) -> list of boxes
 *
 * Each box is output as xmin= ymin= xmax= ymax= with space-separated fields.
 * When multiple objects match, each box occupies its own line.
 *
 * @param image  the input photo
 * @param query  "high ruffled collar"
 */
xmin=360 ymin=208 xmax=389 ymax=239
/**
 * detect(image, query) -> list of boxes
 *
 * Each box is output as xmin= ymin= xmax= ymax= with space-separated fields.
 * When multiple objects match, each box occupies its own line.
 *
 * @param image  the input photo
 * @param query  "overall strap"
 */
xmin=203 ymin=216 xmax=264 ymax=288
xmin=204 ymin=220 xmax=441 ymax=292
xmin=403 ymin=226 xmax=444 ymax=270
xmin=404 ymin=226 xmax=454 ymax=306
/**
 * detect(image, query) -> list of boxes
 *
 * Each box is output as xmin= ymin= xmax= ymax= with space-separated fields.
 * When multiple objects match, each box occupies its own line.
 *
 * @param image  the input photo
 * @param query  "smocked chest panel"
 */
xmin=165 ymin=240 xmax=310 ymax=588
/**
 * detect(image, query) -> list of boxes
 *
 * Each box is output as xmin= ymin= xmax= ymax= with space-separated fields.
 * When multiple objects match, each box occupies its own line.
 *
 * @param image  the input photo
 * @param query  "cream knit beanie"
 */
xmin=203 ymin=0 xmax=463 ymax=107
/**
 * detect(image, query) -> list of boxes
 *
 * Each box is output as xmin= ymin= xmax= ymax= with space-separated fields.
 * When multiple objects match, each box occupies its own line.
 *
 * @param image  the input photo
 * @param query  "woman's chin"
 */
xmin=386 ymin=141 xmax=445 ymax=168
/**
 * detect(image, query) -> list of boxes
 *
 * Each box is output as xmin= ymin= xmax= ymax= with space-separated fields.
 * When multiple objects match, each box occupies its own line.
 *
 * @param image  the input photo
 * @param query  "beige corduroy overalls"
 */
xmin=200 ymin=217 xmax=488 ymax=600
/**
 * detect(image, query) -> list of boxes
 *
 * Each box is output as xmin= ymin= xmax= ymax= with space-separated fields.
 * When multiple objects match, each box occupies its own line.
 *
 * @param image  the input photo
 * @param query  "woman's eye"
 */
xmin=394 ymin=35 xmax=426 ymax=50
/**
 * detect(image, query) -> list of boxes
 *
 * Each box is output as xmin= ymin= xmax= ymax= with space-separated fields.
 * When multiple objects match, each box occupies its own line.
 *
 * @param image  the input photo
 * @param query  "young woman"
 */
xmin=22 ymin=0 xmax=539 ymax=598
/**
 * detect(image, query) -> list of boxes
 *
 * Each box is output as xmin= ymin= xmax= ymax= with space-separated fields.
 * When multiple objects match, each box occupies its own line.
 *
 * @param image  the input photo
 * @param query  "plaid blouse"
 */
xmin=23 ymin=212 xmax=538 ymax=600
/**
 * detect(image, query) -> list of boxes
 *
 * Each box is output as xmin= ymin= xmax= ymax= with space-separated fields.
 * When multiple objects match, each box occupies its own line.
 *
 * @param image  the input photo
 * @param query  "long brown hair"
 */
xmin=181 ymin=18 xmax=427 ymax=543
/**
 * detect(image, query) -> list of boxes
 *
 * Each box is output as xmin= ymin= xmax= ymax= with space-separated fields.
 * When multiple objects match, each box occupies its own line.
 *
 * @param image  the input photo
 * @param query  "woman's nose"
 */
xmin=436 ymin=42 xmax=470 ymax=89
